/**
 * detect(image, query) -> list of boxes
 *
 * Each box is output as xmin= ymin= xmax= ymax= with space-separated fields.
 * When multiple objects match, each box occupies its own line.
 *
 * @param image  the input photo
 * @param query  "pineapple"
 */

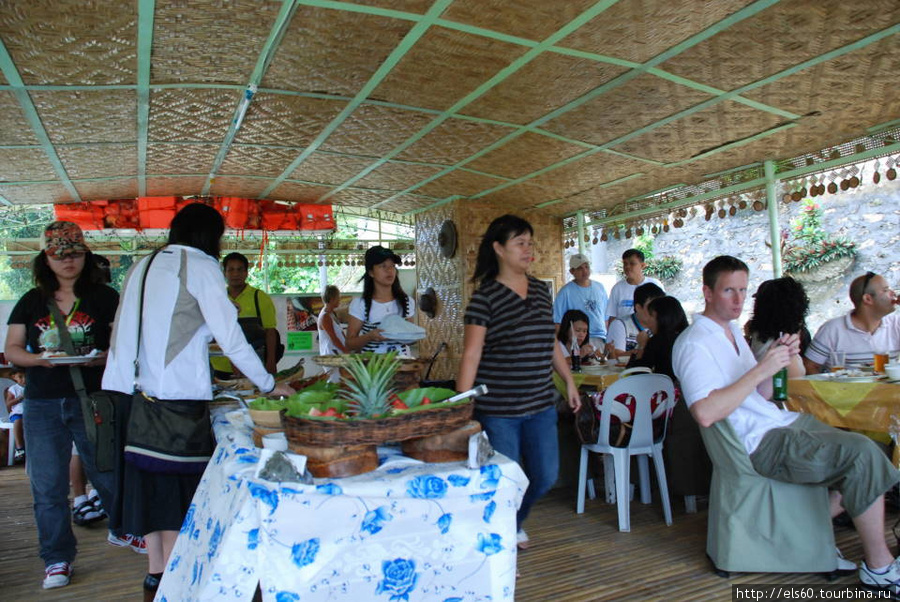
xmin=339 ymin=352 xmax=399 ymax=419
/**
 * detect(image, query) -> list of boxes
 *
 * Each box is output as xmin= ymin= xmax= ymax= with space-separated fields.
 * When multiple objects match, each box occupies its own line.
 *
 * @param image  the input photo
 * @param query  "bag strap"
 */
xmin=131 ymin=248 xmax=162 ymax=389
xmin=47 ymin=301 xmax=93 ymax=409
xmin=254 ymin=289 xmax=261 ymax=319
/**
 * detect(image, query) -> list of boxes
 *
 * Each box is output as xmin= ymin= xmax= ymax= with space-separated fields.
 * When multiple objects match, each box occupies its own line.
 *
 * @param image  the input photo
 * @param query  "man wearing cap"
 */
xmin=804 ymin=271 xmax=900 ymax=373
xmin=553 ymin=253 xmax=609 ymax=350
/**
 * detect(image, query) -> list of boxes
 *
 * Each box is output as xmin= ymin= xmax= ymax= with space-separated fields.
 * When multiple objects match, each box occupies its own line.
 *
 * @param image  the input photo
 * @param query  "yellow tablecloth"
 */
xmin=786 ymin=378 xmax=900 ymax=465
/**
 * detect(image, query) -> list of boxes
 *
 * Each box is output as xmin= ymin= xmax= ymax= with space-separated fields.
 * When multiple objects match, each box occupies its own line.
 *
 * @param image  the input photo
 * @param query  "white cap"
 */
xmin=569 ymin=253 xmax=590 ymax=270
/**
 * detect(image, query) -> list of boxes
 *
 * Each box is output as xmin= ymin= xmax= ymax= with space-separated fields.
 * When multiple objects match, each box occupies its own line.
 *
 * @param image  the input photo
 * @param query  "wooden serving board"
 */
xmin=401 ymin=420 xmax=482 ymax=463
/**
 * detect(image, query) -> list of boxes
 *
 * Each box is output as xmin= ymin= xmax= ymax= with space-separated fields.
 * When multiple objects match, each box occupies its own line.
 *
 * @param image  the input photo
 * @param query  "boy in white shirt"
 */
xmin=606 ymin=249 xmax=663 ymax=323
xmin=5 ymin=369 xmax=25 ymax=462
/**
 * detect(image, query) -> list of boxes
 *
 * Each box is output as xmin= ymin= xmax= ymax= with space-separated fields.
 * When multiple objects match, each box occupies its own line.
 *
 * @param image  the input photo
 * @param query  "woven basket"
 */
xmin=280 ymin=401 xmax=474 ymax=447
xmin=314 ymin=355 xmax=426 ymax=392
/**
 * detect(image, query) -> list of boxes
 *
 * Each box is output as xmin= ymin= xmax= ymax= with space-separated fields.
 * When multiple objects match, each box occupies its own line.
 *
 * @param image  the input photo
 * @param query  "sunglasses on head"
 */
xmin=861 ymin=271 xmax=877 ymax=296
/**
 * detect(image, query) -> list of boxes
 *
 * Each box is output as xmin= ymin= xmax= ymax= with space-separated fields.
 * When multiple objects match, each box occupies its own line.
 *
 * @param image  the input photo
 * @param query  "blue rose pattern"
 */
xmin=376 ymin=558 xmax=419 ymax=601
xmin=436 ymin=513 xmax=452 ymax=534
xmin=447 ymin=474 xmax=470 ymax=487
xmin=480 ymin=464 xmax=500 ymax=488
xmin=361 ymin=506 xmax=393 ymax=535
xmin=290 ymin=538 xmax=320 ymax=568
xmin=207 ymin=521 xmax=223 ymax=560
xmin=275 ymin=592 xmax=300 ymax=602
xmin=248 ymin=482 xmax=279 ymax=514
xmin=316 ymin=482 xmax=343 ymax=496
xmin=476 ymin=532 xmax=503 ymax=556
xmin=407 ymin=475 xmax=447 ymax=499
xmin=180 ymin=504 xmax=196 ymax=535
xmin=482 ymin=500 xmax=496 ymax=523
xmin=247 ymin=528 xmax=259 ymax=550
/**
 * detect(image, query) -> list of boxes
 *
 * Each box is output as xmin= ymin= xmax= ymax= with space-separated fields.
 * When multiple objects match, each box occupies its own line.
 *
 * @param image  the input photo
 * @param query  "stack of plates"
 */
xmin=379 ymin=315 xmax=426 ymax=343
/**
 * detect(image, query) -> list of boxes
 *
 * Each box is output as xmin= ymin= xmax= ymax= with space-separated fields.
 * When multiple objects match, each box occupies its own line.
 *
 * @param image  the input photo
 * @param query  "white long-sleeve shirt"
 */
xmin=102 ymin=245 xmax=274 ymax=399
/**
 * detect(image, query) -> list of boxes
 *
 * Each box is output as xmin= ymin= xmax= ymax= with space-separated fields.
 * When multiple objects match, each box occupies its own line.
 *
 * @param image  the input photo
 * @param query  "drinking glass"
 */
xmin=874 ymin=351 xmax=889 ymax=374
xmin=829 ymin=351 xmax=845 ymax=372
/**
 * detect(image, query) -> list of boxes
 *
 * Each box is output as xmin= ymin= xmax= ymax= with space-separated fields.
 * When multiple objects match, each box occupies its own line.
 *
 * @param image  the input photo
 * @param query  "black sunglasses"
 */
xmin=861 ymin=271 xmax=877 ymax=296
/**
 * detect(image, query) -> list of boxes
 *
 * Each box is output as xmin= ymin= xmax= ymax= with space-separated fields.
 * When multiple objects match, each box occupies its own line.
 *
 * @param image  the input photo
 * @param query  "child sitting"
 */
xmin=5 ymin=369 xmax=26 ymax=463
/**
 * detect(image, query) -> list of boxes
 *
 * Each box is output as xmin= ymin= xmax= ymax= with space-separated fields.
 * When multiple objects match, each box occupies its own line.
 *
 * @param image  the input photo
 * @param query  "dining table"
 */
xmin=155 ymin=403 xmax=528 ymax=601
xmin=786 ymin=376 xmax=900 ymax=466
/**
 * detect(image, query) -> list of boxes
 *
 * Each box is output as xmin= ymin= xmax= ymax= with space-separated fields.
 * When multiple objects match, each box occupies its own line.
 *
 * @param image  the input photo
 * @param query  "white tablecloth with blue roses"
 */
xmin=156 ymin=407 xmax=528 ymax=601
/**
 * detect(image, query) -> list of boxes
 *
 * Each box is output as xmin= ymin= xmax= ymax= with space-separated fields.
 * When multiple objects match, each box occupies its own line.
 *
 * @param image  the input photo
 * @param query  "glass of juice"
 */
xmin=874 ymin=351 xmax=889 ymax=374
xmin=830 ymin=351 xmax=845 ymax=372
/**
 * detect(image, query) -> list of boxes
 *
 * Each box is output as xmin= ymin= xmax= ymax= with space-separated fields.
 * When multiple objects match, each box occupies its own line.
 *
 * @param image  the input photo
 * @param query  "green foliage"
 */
xmin=644 ymin=256 xmax=683 ymax=281
xmin=633 ymin=234 xmax=655 ymax=260
xmin=339 ymin=352 xmax=399 ymax=419
xmin=782 ymin=199 xmax=857 ymax=274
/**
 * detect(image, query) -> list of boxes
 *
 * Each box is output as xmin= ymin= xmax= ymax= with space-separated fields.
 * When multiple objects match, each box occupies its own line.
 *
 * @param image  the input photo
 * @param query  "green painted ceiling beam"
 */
xmin=202 ymin=0 xmax=299 ymax=195
xmin=259 ymin=0 xmax=456 ymax=200
xmin=585 ymin=140 xmax=900 ymax=227
xmin=412 ymin=13 xmax=896 ymax=214
xmin=0 ymin=39 xmax=80 ymax=201
xmin=356 ymin=0 xmax=625 ymax=209
xmin=135 ymin=0 xmax=155 ymax=197
xmin=376 ymin=0 xmax=782 ymax=212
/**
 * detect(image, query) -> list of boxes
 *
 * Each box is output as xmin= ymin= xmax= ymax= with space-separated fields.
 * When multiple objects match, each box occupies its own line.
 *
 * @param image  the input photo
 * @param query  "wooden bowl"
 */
xmin=401 ymin=420 xmax=482 ymax=463
xmin=287 ymin=441 xmax=378 ymax=478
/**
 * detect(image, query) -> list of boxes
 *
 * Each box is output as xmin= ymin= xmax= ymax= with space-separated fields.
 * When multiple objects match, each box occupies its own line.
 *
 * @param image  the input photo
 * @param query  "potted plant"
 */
xmin=782 ymin=199 xmax=856 ymax=282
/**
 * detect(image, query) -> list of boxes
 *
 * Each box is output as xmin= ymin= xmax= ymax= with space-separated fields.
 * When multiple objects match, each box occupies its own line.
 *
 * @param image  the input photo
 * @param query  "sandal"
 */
xmin=72 ymin=498 xmax=104 ymax=526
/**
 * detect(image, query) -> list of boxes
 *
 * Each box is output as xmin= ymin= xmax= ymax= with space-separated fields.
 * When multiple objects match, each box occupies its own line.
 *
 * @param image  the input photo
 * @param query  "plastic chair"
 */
xmin=576 ymin=373 xmax=675 ymax=532
xmin=0 ymin=378 xmax=16 ymax=467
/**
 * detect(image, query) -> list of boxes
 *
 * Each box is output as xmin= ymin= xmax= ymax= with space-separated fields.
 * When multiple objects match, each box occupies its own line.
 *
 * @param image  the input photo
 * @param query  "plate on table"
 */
xmin=45 ymin=355 xmax=96 ymax=365
xmin=806 ymin=373 xmax=881 ymax=383
xmin=380 ymin=332 xmax=426 ymax=343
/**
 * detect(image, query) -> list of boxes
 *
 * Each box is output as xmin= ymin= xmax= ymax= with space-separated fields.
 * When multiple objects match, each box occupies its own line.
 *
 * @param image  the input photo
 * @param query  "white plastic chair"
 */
xmin=576 ymin=373 xmax=675 ymax=532
xmin=0 ymin=378 xmax=16 ymax=467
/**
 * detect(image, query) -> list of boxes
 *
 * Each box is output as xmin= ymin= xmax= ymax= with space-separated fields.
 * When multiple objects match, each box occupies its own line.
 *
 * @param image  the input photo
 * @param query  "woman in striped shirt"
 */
xmin=458 ymin=214 xmax=580 ymax=549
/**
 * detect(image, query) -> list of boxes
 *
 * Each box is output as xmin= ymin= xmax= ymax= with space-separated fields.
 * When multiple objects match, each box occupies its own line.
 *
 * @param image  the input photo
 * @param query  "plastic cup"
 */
xmin=829 ymin=351 xmax=845 ymax=372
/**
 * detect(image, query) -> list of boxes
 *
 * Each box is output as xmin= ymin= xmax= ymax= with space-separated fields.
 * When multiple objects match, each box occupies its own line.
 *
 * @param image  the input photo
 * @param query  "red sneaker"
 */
xmin=43 ymin=562 xmax=72 ymax=589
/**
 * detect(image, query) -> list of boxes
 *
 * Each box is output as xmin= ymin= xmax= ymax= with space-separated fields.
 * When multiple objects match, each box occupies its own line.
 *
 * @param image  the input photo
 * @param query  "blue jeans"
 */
xmin=23 ymin=397 xmax=116 ymax=566
xmin=476 ymin=405 xmax=559 ymax=530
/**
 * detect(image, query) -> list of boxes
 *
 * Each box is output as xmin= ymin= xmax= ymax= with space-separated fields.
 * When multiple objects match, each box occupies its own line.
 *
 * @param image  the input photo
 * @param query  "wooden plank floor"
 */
xmin=0 ymin=463 xmax=893 ymax=600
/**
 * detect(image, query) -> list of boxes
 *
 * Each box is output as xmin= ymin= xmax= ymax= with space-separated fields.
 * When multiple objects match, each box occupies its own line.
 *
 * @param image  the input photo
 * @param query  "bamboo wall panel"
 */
xmin=268 ymin=181 xmax=333 ymax=204
xmin=0 ymin=0 xmax=136 ymax=85
xmin=354 ymin=162 xmax=445 ymax=192
xmin=443 ymin=0 xmax=599 ymax=42
xmin=31 ymin=90 xmax=136 ymax=144
xmin=371 ymin=27 xmax=528 ymax=112
xmin=0 ymin=148 xmax=59 ymax=182
xmin=463 ymin=53 xmax=628 ymax=126
xmin=234 ymin=94 xmax=347 ymax=147
xmin=0 ymin=91 xmax=39 ymax=145
xmin=325 ymin=188 xmax=394 ymax=208
xmin=289 ymin=153 xmax=379 ymax=187
xmin=147 ymin=143 xmax=219 ymax=176
xmin=418 ymin=170 xmax=508 ymax=198
xmin=208 ymin=177 xmax=270 ymax=199
xmin=395 ymin=118 xmax=515 ymax=166
xmin=149 ymin=89 xmax=238 ymax=142
xmin=543 ymin=74 xmax=714 ymax=147
xmin=0 ymin=183 xmax=74 ymax=205
xmin=466 ymin=132 xmax=587 ymax=179
xmin=561 ymin=0 xmax=758 ymax=64
xmin=74 ymin=179 xmax=138 ymax=202
xmin=526 ymin=153 xmax=649 ymax=198
xmin=151 ymin=0 xmax=282 ymax=85
xmin=660 ymin=0 xmax=900 ymax=92
xmin=263 ymin=5 xmax=415 ymax=96
xmin=57 ymin=144 xmax=138 ymax=180
xmin=219 ymin=146 xmax=299 ymax=178
xmin=146 ymin=176 xmax=207 ymax=198
xmin=319 ymin=105 xmax=435 ymax=157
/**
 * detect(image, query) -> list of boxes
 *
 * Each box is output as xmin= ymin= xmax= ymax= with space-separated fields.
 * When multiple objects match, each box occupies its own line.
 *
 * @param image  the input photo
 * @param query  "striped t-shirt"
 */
xmin=464 ymin=276 xmax=557 ymax=416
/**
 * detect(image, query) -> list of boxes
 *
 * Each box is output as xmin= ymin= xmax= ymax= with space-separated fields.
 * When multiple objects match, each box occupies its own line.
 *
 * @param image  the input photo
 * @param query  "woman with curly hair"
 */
xmin=745 ymin=276 xmax=812 ymax=361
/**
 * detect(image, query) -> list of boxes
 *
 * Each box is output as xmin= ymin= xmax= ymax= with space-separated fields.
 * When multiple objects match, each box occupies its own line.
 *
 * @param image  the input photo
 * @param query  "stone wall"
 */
xmin=588 ymin=179 xmax=900 ymax=333
xmin=416 ymin=201 xmax=564 ymax=380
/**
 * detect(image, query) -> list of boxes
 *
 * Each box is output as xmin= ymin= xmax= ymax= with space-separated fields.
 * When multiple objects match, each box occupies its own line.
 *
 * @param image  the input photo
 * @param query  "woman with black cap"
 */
xmin=345 ymin=245 xmax=416 ymax=355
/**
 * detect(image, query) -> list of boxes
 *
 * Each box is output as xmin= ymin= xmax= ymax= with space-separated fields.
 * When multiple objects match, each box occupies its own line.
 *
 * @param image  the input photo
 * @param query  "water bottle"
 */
xmin=772 ymin=367 xmax=788 ymax=401
xmin=570 ymin=326 xmax=581 ymax=373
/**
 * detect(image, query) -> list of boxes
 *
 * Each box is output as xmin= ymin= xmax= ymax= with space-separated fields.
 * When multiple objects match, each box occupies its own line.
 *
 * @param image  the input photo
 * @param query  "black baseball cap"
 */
xmin=364 ymin=245 xmax=402 ymax=271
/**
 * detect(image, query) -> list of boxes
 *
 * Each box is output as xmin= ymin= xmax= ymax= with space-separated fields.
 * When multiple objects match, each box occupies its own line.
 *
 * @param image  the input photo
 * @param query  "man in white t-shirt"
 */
xmin=606 ymin=282 xmax=664 ymax=362
xmin=804 ymin=271 xmax=900 ymax=373
xmin=606 ymin=249 xmax=663 ymax=324
xmin=553 ymin=253 xmax=608 ymax=347
xmin=673 ymin=256 xmax=899 ymax=594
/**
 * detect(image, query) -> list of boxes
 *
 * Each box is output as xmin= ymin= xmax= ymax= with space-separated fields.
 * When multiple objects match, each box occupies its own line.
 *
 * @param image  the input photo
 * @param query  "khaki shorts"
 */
xmin=750 ymin=414 xmax=899 ymax=517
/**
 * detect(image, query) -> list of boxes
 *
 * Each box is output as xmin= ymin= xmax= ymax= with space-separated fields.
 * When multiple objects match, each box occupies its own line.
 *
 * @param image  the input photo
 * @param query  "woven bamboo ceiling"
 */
xmin=0 ymin=0 xmax=898 ymax=218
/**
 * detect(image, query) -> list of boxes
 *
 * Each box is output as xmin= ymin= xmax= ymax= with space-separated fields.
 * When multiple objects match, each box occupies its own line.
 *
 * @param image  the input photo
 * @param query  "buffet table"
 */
xmin=156 ymin=406 xmax=528 ymax=601
xmin=786 ymin=377 xmax=900 ymax=466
